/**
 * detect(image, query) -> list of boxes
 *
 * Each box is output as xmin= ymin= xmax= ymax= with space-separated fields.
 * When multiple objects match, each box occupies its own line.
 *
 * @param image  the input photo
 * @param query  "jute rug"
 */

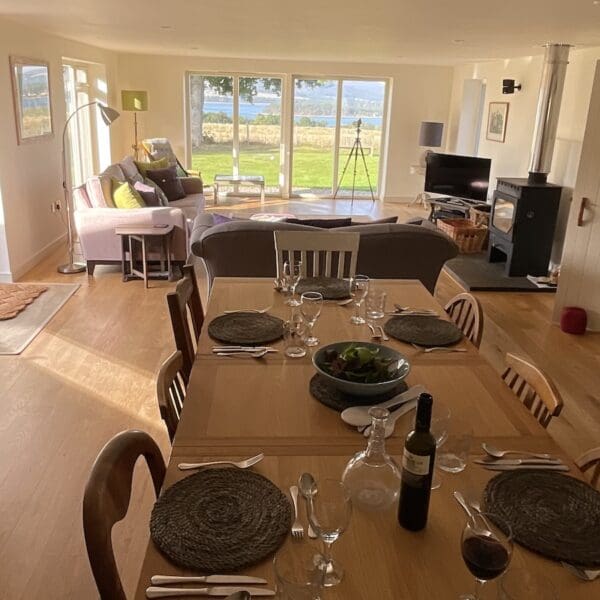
xmin=0 ymin=284 xmax=49 ymax=320
xmin=0 ymin=283 xmax=79 ymax=355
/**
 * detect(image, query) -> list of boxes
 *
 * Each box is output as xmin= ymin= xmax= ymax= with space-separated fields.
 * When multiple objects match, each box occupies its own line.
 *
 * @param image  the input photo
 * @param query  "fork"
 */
xmin=178 ymin=453 xmax=264 ymax=471
xmin=411 ymin=343 xmax=467 ymax=353
xmin=367 ymin=323 xmax=381 ymax=339
xmin=289 ymin=485 xmax=304 ymax=540
xmin=377 ymin=325 xmax=389 ymax=341
xmin=223 ymin=306 xmax=271 ymax=314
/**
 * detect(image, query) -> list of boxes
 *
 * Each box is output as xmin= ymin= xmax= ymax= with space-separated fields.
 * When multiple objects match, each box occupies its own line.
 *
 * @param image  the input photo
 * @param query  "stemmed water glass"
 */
xmin=284 ymin=260 xmax=303 ymax=307
xmin=349 ymin=275 xmax=370 ymax=325
xmin=300 ymin=292 xmax=323 ymax=347
xmin=273 ymin=540 xmax=325 ymax=599
xmin=460 ymin=512 xmax=513 ymax=600
xmin=306 ymin=479 xmax=352 ymax=587
xmin=430 ymin=403 xmax=451 ymax=490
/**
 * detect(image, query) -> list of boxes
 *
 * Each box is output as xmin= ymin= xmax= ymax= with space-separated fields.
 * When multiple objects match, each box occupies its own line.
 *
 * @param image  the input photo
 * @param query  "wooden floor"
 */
xmin=0 ymin=197 xmax=598 ymax=599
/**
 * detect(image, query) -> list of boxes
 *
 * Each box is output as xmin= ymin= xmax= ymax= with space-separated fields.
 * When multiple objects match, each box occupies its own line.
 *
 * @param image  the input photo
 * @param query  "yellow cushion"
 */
xmin=111 ymin=179 xmax=145 ymax=209
xmin=135 ymin=156 xmax=169 ymax=178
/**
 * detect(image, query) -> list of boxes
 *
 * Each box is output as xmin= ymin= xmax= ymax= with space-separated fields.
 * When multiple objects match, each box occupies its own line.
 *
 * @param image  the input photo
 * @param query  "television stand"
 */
xmin=427 ymin=196 xmax=489 ymax=222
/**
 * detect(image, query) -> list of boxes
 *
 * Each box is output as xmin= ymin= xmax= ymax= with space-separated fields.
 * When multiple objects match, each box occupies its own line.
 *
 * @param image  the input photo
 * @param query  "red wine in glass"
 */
xmin=462 ymin=534 xmax=510 ymax=580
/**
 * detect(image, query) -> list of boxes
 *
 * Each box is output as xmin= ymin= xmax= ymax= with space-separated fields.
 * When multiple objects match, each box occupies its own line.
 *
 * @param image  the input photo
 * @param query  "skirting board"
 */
xmin=4 ymin=233 xmax=67 ymax=282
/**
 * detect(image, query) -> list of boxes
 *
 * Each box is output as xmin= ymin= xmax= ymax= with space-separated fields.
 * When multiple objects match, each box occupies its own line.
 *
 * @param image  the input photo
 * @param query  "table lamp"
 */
xmin=121 ymin=90 xmax=148 ymax=159
xmin=418 ymin=121 xmax=444 ymax=167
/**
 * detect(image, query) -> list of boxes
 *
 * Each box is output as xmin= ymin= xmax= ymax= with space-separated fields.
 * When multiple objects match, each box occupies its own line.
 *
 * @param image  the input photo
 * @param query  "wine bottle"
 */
xmin=397 ymin=392 xmax=436 ymax=531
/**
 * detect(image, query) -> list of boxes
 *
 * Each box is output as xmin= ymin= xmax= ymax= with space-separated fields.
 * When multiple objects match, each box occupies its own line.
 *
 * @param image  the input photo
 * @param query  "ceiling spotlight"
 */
xmin=502 ymin=78 xmax=522 ymax=94
xmin=453 ymin=39 xmax=465 ymax=44
xmin=160 ymin=25 xmax=173 ymax=30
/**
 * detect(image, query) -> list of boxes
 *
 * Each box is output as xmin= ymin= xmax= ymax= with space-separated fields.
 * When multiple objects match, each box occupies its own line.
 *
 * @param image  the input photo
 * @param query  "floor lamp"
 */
xmin=58 ymin=102 xmax=120 ymax=274
xmin=121 ymin=90 xmax=148 ymax=160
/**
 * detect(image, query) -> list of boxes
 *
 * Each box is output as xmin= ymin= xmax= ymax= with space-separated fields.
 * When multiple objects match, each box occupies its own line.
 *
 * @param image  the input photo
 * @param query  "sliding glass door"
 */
xmin=292 ymin=77 xmax=387 ymax=198
xmin=188 ymin=74 xmax=283 ymax=194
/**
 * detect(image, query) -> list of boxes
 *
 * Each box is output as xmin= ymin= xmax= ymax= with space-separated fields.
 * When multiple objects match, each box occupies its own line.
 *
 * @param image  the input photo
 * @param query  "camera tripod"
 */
xmin=333 ymin=118 xmax=376 ymax=208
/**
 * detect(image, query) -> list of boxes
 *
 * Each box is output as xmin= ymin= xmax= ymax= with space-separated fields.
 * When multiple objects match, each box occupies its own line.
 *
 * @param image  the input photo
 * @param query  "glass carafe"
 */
xmin=341 ymin=407 xmax=401 ymax=511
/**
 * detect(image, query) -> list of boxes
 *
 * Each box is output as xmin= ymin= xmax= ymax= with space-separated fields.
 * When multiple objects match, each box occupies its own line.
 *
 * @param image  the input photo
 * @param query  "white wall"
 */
xmin=0 ymin=17 xmax=118 ymax=280
xmin=446 ymin=47 xmax=600 ymax=263
xmin=114 ymin=53 xmax=454 ymax=201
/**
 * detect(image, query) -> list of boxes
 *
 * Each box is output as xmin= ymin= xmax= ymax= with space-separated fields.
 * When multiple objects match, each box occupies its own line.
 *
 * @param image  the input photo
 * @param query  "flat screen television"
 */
xmin=424 ymin=152 xmax=491 ymax=202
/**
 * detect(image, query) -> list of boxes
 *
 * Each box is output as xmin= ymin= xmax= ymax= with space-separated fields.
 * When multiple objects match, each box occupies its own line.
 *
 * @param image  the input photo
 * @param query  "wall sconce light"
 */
xmin=502 ymin=79 xmax=522 ymax=94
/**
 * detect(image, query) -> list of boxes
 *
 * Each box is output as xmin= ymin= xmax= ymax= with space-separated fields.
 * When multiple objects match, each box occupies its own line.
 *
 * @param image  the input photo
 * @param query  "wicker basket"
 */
xmin=469 ymin=207 xmax=490 ymax=228
xmin=437 ymin=218 xmax=488 ymax=254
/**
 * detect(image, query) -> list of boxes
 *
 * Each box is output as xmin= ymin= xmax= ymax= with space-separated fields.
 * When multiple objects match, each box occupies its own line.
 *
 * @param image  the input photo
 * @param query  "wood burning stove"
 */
xmin=488 ymin=177 xmax=561 ymax=277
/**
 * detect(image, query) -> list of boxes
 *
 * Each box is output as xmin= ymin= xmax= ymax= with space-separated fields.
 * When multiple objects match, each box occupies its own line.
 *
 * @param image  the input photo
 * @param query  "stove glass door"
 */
xmin=492 ymin=195 xmax=515 ymax=234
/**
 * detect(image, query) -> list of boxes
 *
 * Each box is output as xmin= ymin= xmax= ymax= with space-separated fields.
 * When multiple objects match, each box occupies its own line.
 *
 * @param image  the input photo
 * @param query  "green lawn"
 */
xmin=192 ymin=144 xmax=380 ymax=193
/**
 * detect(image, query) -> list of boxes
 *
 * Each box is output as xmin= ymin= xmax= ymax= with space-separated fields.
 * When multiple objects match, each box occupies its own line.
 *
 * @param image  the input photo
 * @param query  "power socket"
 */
xmin=50 ymin=202 xmax=61 ymax=213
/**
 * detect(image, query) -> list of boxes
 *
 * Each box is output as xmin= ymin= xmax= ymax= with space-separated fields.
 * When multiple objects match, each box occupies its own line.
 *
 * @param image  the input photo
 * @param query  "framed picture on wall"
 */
xmin=486 ymin=102 xmax=509 ymax=143
xmin=9 ymin=56 xmax=54 ymax=144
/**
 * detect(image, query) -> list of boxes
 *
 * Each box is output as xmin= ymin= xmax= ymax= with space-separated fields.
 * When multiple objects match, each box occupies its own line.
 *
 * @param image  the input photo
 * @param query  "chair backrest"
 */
xmin=157 ymin=351 xmax=187 ymax=442
xmin=501 ymin=353 xmax=564 ymax=428
xmin=141 ymin=138 xmax=187 ymax=176
xmin=274 ymin=230 xmax=360 ymax=279
xmin=166 ymin=264 xmax=204 ymax=378
xmin=576 ymin=447 xmax=600 ymax=489
xmin=444 ymin=292 xmax=484 ymax=348
xmin=83 ymin=430 xmax=166 ymax=600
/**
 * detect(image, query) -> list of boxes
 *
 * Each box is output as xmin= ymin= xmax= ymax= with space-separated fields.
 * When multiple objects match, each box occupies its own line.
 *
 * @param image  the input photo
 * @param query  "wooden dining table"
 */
xmin=135 ymin=277 xmax=594 ymax=599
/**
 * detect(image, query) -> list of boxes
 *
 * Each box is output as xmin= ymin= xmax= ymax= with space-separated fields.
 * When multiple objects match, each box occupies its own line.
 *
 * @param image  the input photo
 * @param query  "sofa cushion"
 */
xmin=352 ymin=216 xmax=398 ymax=225
xmin=146 ymin=166 xmax=186 ymax=202
xmin=111 ymin=179 xmax=145 ymax=209
xmin=85 ymin=176 xmax=114 ymax=208
xmin=142 ymin=176 xmax=169 ymax=206
xmin=134 ymin=181 xmax=161 ymax=206
xmin=120 ymin=155 xmax=143 ymax=184
xmin=285 ymin=217 xmax=352 ymax=229
xmin=101 ymin=163 xmax=125 ymax=181
xmin=135 ymin=157 xmax=169 ymax=178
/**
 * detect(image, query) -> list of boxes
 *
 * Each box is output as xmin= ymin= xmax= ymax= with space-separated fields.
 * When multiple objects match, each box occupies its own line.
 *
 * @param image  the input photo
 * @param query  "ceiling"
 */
xmin=3 ymin=0 xmax=600 ymax=64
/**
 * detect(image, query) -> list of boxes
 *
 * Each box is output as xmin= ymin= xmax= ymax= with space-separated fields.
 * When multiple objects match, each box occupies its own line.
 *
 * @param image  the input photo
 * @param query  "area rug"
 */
xmin=0 ymin=284 xmax=49 ymax=320
xmin=445 ymin=254 xmax=556 ymax=293
xmin=0 ymin=283 xmax=79 ymax=355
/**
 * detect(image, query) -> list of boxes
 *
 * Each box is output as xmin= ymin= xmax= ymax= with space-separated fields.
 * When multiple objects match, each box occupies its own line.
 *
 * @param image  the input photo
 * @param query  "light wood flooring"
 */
xmin=0 ymin=197 xmax=598 ymax=598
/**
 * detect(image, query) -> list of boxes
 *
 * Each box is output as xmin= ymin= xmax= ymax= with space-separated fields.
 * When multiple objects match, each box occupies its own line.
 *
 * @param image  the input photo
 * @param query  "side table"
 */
xmin=115 ymin=225 xmax=174 ymax=288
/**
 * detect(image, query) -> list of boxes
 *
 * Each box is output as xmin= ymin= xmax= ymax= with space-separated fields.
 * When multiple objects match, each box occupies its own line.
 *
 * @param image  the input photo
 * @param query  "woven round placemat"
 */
xmin=150 ymin=468 xmax=292 ymax=572
xmin=309 ymin=373 xmax=408 ymax=412
xmin=295 ymin=277 xmax=351 ymax=300
xmin=383 ymin=315 xmax=463 ymax=347
xmin=483 ymin=470 xmax=600 ymax=567
xmin=208 ymin=312 xmax=284 ymax=345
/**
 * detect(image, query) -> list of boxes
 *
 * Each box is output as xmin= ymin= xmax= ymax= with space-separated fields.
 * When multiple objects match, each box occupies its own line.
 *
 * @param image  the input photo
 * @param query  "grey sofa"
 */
xmin=190 ymin=214 xmax=458 ymax=293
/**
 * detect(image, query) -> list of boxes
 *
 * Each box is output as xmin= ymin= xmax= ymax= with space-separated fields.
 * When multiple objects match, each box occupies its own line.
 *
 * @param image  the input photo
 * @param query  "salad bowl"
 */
xmin=312 ymin=341 xmax=410 ymax=397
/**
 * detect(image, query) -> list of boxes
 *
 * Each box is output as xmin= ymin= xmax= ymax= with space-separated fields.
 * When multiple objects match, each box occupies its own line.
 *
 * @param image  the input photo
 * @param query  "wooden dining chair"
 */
xmin=444 ymin=292 xmax=484 ymax=348
xmin=576 ymin=447 xmax=600 ymax=489
xmin=83 ymin=430 xmax=166 ymax=600
xmin=166 ymin=264 xmax=204 ymax=378
xmin=274 ymin=230 xmax=360 ymax=279
xmin=501 ymin=353 xmax=564 ymax=428
xmin=157 ymin=351 xmax=187 ymax=442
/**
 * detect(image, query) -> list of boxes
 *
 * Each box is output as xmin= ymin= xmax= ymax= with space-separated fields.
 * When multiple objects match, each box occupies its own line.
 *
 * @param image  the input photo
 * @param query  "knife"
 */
xmin=212 ymin=347 xmax=277 ymax=353
xmin=482 ymin=464 xmax=570 ymax=472
xmin=474 ymin=458 xmax=564 ymax=466
xmin=146 ymin=586 xmax=275 ymax=598
xmin=151 ymin=575 xmax=268 ymax=585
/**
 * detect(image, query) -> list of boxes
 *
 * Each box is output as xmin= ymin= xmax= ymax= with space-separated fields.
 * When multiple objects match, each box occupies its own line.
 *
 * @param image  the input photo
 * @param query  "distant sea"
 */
xmin=203 ymin=101 xmax=382 ymax=127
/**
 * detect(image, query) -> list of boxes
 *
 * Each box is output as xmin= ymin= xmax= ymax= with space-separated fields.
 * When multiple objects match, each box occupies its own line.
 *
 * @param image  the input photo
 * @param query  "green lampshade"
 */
xmin=121 ymin=90 xmax=148 ymax=112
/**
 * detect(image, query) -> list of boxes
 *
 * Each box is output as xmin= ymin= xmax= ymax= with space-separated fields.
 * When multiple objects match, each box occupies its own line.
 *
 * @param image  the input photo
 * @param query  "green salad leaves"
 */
xmin=322 ymin=344 xmax=400 ymax=384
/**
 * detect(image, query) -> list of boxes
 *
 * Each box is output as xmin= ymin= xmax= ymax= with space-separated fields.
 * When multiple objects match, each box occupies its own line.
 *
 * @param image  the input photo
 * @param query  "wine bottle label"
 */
xmin=402 ymin=449 xmax=431 ymax=476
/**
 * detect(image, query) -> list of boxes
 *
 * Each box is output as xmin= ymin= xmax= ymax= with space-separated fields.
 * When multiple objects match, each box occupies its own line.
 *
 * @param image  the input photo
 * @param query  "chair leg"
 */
xmin=86 ymin=261 xmax=96 ymax=276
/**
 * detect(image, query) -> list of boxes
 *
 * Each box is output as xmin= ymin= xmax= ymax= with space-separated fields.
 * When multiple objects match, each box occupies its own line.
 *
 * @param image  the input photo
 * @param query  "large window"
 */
xmin=186 ymin=73 xmax=389 ymax=199
xmin=188 ymin=74 xmax=283 ymax=194
xmin=292 ymin=78 xmax=387 ymax=198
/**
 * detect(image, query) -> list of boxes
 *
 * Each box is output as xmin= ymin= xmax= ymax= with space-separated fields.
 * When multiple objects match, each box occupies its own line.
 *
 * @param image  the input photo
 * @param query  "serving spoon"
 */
xmin=482 ymin=442 xmax=553 ymax=460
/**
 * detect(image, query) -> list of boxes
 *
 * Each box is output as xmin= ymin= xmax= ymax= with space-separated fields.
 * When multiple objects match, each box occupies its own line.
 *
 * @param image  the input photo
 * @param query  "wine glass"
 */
xmin=349 ymin=275 xmax=370 ymax=325
xmin=307 ymin=479 xmax=352 ymax=587
xmin=273 ymin=540 xmax=325 ymax=599
xmin=283 ymin=312 xmax=307 ymax=358
xmin=300 ymin=292 xmax=323 ymax=347
xmin=460 ymin=512 xmax=513 ymax=600
xmin=430 ymin=402 xmax=451 ymax=490
xmin=284 ymin=260 xmax=303 ymax=307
